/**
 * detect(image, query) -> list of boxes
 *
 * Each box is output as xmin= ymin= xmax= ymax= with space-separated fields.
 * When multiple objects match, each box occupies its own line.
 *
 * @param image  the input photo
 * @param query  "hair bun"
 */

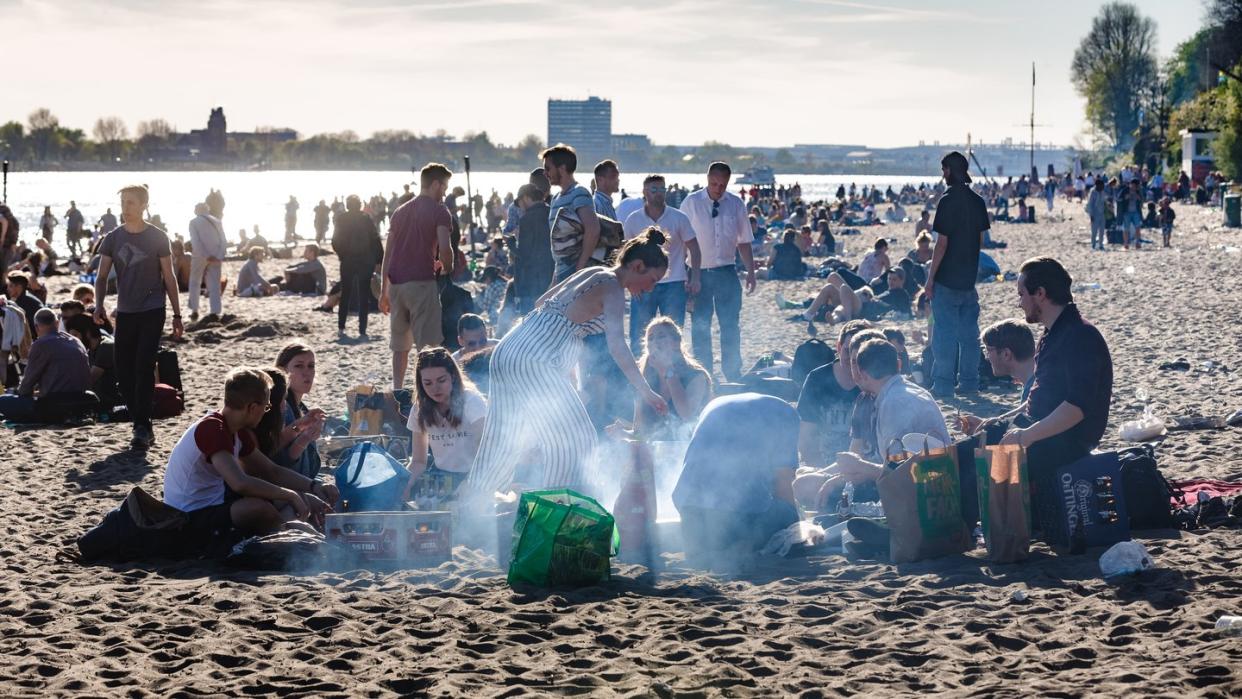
xmin=645 ymin=227 xmax=667 ymax=246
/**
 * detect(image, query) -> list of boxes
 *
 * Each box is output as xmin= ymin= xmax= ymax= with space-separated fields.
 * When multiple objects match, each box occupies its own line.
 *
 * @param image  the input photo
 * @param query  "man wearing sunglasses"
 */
xmin=622 ymin=174 xmax=701 ymax=352
xmin=679 ymin=161 xmax=756 ymax=382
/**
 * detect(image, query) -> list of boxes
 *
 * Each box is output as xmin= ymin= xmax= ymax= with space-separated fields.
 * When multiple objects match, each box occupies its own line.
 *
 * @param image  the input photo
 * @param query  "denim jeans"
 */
xmin=1089 ymin=216 xmax=1105 ymax=249
xmin=629 ymin=282 xmax=688 ymax=353
xmin=691 ymin=266 xmax=743 ymax=381
xmin=930 ymin=283 xmax=980 ymax=395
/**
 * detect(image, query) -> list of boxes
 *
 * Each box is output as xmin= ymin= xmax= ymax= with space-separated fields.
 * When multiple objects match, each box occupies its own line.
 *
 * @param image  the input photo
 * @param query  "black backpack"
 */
xmin=77 ymin=487 xmax=194 ymax=562
xmin=792 ymin=339 xmax=836 ymax=387
xmin=1118 ymin=445 xmax=1180 ymax=530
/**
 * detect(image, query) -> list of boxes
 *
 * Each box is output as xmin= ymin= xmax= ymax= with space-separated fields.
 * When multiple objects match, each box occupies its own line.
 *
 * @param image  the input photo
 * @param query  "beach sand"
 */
xmin=2 ymin=200 xmax=1241 ymax=696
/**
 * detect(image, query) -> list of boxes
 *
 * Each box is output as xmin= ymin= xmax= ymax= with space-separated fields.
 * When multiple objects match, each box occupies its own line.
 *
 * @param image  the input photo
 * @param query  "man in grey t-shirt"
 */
xmin=94 ymin=184 xmax=184 ymax=449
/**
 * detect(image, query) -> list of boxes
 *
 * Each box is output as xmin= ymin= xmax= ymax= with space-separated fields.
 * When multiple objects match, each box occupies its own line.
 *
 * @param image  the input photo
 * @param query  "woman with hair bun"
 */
xmin=464 ymin=227 xmax=672 ymax=501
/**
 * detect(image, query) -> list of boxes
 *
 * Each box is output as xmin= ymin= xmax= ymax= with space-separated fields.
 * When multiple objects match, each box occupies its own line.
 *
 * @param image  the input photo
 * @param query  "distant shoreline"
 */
xmin=1 ymin=162 xmax=947 ymax=178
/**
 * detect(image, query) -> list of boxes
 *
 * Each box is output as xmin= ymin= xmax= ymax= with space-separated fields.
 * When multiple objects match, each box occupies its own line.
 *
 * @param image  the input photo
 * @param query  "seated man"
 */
xmin=0 ymin=308 xmax=91 ymax=422
xmin=163 ymin=368 xmax=337 ymax=550
xmin=999 ymin=257 xmax=1112 ymax=510
xmin=793 ymin=321 xmax=870 ymax=508
xmin=65 ymin=314 xmax=121 ymax=410
xmin=672 ymin=393 xmax=801 ymax=568
xmin=830 ymin=338 xmax=951 ymax=488
xmin=282 ymin=243 xmax=328 ymax=295
xmin=236 ymin=247 xmax=276 ymax=297
xmin=6 ymin=272 xmax=44 ymax=337
xmin=957 ymin=319 xmax=1036 ymax=439
xmin=451 ymin=313 xmax=498 ymax=362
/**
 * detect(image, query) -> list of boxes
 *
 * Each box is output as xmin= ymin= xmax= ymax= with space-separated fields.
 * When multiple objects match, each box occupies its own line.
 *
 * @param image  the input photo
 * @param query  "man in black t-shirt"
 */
xmin=792 ymin=321 xmax=872 ymax=509
xmin=926 ymin=151 xmax=988 ymax=398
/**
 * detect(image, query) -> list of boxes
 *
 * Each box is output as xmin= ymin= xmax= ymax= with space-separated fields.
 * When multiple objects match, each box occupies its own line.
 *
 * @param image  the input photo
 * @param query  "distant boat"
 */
xmin=737 ymin=165 xmax=775 ymax=186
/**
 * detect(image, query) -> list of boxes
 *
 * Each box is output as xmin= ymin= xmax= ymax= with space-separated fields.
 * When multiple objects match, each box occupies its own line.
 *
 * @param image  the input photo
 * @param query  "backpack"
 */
xmin=77 ymin=487 xmax=192 ymax=562
xmin=1118 ymin=444 xmax=1180 ymax=530
xmin=792 ymin=339 xmax=836 ymax=387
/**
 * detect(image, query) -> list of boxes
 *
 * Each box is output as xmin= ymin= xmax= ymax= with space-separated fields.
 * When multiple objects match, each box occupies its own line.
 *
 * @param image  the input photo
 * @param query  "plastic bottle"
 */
xmin=838 ymin=482 xmax=855 ymax=516
xmin=1215 ymin=616 xmax=1242 ymax=635
xmin=1076 ymin=282 xmax=1103 ymax=292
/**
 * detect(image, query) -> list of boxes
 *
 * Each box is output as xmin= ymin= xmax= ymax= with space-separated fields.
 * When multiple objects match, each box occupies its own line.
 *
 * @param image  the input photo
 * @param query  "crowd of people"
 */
xmin=7 ymin=140 xmax=1229 ymax=569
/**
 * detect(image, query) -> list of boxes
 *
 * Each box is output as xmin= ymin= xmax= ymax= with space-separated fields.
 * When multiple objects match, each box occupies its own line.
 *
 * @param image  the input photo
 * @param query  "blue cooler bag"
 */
xmin=335 ymin=442 xmax=411 ymax=512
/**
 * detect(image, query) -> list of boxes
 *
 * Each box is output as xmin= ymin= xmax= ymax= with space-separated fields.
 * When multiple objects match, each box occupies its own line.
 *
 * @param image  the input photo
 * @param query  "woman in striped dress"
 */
xmin=465 ymin=227 xmax=672 ymax=501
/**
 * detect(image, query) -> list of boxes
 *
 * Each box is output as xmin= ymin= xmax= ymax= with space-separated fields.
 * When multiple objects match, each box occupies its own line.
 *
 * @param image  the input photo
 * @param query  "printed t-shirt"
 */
xmin=796 ymin=362 xmax=860 ymax=460
xmin=98 ymin=225 xmax=171 ymax=313
xmin=405 ymin=390 xmax=487 ymax=473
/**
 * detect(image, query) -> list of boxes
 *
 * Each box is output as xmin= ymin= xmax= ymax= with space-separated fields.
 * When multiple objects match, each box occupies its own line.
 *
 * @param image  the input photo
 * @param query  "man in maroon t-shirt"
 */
xmin=380 ymin=162 xmax=455 ymax=389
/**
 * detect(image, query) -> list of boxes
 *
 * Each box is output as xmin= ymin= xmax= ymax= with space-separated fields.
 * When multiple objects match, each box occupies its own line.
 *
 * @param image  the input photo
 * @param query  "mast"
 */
xmin=1030 ymin=62 xmax=1036 ymax=179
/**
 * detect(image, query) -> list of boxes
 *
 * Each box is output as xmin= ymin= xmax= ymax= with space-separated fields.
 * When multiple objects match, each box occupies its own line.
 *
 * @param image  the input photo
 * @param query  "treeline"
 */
xmin=3 ymin=111 xmax=934 ymax=176
xmin=1073 ymin=0 xmax=1242 ymax=177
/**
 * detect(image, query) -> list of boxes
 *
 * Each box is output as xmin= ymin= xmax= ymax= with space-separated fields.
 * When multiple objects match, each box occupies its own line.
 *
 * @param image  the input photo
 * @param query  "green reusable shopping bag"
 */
xmin=506 ymin=489 xmax=620 ymax=587
xmin=878 ymin=446 xmax=972 ymax=563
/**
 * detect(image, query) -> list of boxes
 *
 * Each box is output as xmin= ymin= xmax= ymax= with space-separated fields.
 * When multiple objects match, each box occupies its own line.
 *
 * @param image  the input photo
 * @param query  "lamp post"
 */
xmin=2 ymin=159 xmax=8 ymax=204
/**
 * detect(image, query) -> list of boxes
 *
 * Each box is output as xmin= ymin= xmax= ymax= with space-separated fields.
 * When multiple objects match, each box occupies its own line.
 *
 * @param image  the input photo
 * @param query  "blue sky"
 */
xmin=4 ymin=0 xmax=1205 ymax=148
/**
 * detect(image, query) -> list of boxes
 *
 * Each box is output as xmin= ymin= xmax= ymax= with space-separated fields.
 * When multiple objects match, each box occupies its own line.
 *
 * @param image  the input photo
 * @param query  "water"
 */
xmin=3 ymin=170 xmax=941 ymax=254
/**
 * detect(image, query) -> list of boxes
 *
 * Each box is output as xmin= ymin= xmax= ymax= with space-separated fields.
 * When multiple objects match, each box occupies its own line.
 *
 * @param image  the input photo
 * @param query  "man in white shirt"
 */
xmin=679 ymin=162 xmax=755 ymax=381
xmin=623 ymin=174 xmax=702 ymax=352
xmin=187 ymin=202 xmax=228 ymax=319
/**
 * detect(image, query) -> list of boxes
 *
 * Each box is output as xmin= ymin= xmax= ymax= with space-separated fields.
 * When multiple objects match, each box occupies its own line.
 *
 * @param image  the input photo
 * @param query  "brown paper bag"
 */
xmin=877 ymin=445 xmax=973 ymax=564
xmin=976 ymin=444 xmax=1031 ymax=563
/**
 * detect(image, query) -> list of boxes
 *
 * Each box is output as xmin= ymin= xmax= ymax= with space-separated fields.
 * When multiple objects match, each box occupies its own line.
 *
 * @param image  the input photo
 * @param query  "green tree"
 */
xmin=93 ymin=116 xmax=130 ymax=162
xmin=1071 ymin=2 xmax=1158 ymax=150
xmin=27 ymin=108 xmax=60 ymax=160
xmin=1212 ymin=62 xmax=1242 ymax=178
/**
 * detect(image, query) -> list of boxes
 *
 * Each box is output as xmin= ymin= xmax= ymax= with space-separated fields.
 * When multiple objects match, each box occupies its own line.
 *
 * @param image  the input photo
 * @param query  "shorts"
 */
xmin=184 ymin=488 xmax=243 ymax=555
xmin=388 ymin=280 xmax=442 ymax=352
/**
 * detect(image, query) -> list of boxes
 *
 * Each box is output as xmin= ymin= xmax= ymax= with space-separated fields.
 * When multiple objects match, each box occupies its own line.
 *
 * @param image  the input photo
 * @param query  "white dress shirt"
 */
xmin=622 ymin=205 xmax=696 ymax=284
xmin=679 ymin=189 xmax=752 ymax=269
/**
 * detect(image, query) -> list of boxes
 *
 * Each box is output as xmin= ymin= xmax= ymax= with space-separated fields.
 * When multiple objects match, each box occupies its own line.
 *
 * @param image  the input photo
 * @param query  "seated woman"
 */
xmin=237 ymin=247 xmax=276 ymax=297
xmin=812 ymin=219 xmax=835 ymax=256
xmin=759 ymin=230 xmax=806 ymax=281
xmin=254 ymin=368 xmax=291 ymax=459
xmin=405 ymin=347 xmax=488 ymax=493
xmin=172 ymin=239 xmax=192 ymax=292
xmin=906 ymin=232 xmax=933 ymax=265
xmin=795 ymin=225 xmax=814 ymax=255
xmin=632 ymin=317 xmax=711 ymax=441
xmin=273 ymin=342 xmax=327 ymax=479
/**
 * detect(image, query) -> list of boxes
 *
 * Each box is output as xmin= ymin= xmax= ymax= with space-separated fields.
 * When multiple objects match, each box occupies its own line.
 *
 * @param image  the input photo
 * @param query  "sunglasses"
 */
xmin=711 ymin=200 xmax=720 ymax=219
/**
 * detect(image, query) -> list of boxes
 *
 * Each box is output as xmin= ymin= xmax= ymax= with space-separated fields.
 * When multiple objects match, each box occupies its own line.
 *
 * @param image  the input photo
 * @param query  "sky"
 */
xmin=2 ymin=0 xmax=1207 ymax=149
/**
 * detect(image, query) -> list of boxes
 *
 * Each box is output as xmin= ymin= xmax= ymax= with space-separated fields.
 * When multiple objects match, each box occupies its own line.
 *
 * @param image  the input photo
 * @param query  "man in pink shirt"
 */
xmin=380 ymin=163 xmax=455 ymax=390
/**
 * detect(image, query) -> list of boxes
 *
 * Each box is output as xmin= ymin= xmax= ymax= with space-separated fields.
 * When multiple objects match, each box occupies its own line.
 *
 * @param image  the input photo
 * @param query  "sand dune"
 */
xmin=1 ymin=200 xmax=1240 ymax=695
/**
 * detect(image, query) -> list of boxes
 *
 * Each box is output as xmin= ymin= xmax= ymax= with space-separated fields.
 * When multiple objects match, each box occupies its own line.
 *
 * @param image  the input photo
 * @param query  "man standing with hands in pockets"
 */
xmin=680 ymin=161 xmax=755 ymax=382
xmin=94 ymin=184 xmax=184 ymax=449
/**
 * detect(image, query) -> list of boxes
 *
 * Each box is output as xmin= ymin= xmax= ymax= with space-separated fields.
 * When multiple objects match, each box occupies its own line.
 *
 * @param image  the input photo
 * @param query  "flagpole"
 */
xmin=1030 ymin=62 xmax=1036 ymax=180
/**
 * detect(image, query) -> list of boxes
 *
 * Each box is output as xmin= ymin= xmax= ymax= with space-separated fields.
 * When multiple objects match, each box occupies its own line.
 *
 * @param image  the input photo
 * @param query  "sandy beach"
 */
xmin=2 ymin=199 xmax=1241 ymax=696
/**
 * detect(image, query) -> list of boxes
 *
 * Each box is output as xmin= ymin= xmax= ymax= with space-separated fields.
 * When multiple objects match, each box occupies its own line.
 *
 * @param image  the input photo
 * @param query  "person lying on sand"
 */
xmin=162 ymin=368 xmax=336 ymax=547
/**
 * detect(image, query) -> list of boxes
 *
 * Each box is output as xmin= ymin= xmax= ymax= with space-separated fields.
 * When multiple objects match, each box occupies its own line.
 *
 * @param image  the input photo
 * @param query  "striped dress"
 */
xmin=466 ymin=270 xmax=609 ymax=496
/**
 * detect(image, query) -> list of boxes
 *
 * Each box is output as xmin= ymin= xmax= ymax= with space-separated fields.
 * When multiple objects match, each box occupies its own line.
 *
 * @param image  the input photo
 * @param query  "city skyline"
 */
xmin=5 ymin=0 xmax=1203 ymax=149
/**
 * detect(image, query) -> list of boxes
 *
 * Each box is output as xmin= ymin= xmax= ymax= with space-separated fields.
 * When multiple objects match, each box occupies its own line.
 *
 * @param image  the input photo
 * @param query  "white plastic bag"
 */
xmin=761 ymin=521 xmax=826 ymax=557
xmin=1099 ymin=540 xmax=1156 ymax=578
xmin=1119 ymin=406 xmax=1167 ymax=442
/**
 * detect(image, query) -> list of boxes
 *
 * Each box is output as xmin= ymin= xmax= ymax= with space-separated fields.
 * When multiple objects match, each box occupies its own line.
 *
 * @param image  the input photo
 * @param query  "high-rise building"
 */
xmin=547 ymin=96 xmax=612 ymax=168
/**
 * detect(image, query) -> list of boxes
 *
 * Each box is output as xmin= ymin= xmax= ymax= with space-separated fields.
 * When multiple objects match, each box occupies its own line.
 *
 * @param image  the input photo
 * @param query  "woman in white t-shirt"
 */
xmin=405 ymin=348 xmax=487 ymax=489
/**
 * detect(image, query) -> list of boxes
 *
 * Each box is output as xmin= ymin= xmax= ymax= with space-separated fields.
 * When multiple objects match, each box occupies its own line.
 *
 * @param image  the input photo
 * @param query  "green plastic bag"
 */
xmin=506 ymin=489 xmax=620 ymax=587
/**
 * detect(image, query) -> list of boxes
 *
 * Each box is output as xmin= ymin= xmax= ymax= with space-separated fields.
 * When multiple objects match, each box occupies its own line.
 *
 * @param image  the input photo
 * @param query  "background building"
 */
xmin=547 ymin=96 xmax=612 ymax=169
